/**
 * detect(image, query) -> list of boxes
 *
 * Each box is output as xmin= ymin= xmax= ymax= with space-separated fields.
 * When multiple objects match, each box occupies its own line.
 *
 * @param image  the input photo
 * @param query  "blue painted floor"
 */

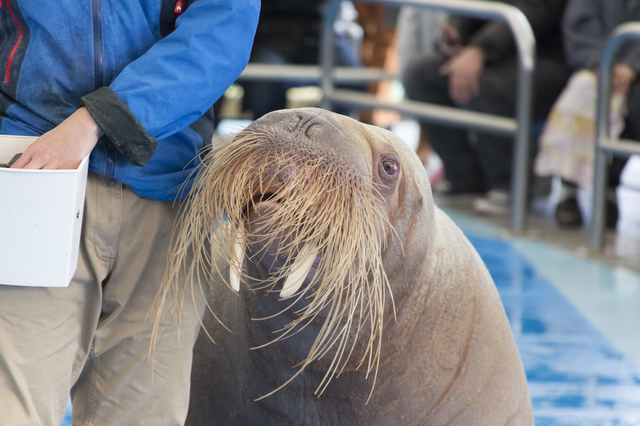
xmin=470 ymin=235 xmax=640 ymax=425
xmin=61 ymin=227 xmax=640 ymax=425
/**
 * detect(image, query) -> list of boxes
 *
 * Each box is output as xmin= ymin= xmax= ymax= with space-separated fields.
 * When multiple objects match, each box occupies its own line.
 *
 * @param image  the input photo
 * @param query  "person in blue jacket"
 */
xmin=0 ymin=1 xmax=259 ymax=424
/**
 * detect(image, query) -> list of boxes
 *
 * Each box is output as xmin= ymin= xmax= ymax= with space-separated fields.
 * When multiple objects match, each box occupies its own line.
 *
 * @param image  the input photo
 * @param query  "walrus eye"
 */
xmin=381 ymin=158 xmax=398 ymax=177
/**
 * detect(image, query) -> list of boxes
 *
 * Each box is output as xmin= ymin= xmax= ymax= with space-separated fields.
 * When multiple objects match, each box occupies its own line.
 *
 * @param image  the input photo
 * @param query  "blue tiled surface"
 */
xmin=61 ymin=235 xmax=640 ymax=425
xmin=470 ymin=235 xmax=640 ymax=425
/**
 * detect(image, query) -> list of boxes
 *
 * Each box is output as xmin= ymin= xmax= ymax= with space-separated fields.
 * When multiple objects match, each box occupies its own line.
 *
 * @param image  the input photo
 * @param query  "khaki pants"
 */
xmin=0 ymin=172 xmax=207 ymax=426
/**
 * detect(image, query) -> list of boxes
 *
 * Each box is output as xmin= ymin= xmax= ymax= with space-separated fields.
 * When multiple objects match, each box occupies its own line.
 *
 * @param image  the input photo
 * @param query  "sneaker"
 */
xmin=473 ymin=189 xmax=510 ymax=215
xmin=554 ymin=197 xmax=582 ymax=227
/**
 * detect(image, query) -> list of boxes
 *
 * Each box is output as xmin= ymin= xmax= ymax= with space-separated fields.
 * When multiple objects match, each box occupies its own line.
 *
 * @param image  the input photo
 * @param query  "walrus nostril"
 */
xmin=304 ymin=123 xmax=322 ymax=139
xmin=287 ymin=118 xmax=300 ymax=133
xmin=286 ymin=112 xmax=318 ymax=135
xmin=286 ymin=112 xmax=311 ymax=132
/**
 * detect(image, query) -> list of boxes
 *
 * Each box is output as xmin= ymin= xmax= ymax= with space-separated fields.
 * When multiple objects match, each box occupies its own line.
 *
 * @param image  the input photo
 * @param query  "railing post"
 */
xmin=589 ymin=23 xmax=640 ymax=251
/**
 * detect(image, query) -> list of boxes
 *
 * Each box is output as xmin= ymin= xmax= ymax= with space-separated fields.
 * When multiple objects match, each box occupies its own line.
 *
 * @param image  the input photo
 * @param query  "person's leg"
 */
xmin=465 ymin=58 xmax=519 ymax=192
xmin=0 ymin=173 xmax=105 ymax=426
xmin=402 ymin=53 xmax=485 ymax=193
xmin=468 ymin=55 xmax=571 ymax=211
xmin=70 ymin=175 xmax=207 ymax=425
xmin=0 ymin=286 xmax=98 ymax=426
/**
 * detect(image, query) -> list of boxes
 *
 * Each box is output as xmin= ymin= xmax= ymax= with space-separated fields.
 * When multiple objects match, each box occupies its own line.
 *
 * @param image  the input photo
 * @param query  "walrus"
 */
xmin=158 ymin=108 xmax=533 ymax=425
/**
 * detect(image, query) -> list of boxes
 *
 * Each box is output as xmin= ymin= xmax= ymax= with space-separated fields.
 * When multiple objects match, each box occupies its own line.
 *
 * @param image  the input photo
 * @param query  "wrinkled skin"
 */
xmin=186 ymin=108 xmax=533 ymax=425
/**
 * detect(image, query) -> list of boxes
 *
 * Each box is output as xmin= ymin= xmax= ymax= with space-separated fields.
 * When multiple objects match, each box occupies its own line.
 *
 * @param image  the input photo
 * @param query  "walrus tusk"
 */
xmin=280 ymin=244 xmax=319 ymax=299
xmin=230 ymin=225 xmax=245 ymax=292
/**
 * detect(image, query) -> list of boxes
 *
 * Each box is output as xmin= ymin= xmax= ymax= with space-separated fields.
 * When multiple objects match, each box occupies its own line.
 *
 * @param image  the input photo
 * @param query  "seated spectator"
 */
xmin=402 ymin=0 xmax=571 ymax=215
xmin=242 ymin=0 xmax=362 ymax=120
xmin=535 ymin=0 xmax=640 ymax=227
xmin=395 ymin=7 xmax=448 ymax=169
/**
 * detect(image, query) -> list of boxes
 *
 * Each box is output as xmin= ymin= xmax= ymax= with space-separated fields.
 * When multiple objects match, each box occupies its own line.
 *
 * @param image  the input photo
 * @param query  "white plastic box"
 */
xmin=0 ymin=135 xmax=89 ymax=287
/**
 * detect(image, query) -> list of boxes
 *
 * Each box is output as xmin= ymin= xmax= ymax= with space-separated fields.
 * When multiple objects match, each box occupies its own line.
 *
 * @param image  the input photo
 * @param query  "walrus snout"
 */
xmin=246 ymin=108 xmax=372 ymax=175
xmin=258 ymin=107 xmax=331 ymax=135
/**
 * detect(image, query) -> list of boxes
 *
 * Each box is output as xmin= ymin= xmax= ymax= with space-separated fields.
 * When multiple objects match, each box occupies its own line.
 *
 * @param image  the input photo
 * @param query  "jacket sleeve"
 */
xmin=82 ymin=0 xmax=260 ymax=167
xmin=456 ymin=0 xmax=566 ymax=63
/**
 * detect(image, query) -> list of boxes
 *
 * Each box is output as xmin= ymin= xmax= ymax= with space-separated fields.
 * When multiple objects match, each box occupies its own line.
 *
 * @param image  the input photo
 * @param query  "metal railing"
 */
xmin=238 ymin=64 xmax=395 ymax=84
xmin=589 ymin=23 xmax=640 ymax=251
xmin=320 ymin=0 xmax=535 ymax=233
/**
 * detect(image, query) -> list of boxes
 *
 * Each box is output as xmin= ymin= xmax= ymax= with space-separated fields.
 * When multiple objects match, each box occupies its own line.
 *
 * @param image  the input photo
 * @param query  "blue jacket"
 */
xmin=0 ymin=0 xmax=260 ymax=200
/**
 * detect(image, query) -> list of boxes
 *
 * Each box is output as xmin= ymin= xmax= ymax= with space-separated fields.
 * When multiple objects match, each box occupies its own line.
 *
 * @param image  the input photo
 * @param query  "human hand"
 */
xmin=439 ymin=46 xmax=486 ymax=105
xmin=612 ymin=63 xmax=635 ymax=96
xmin=11 ymin=107 xmax=103 ymax=170
xmin=437 ymin=23 xmax=462 ymax=57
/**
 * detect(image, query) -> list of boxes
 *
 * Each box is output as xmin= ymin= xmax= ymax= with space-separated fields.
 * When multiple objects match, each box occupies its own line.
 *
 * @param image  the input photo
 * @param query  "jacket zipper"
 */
xmin=92 ymin=0 xmax=116 ymax=185
xmin=2 ymin=0 xmax=24 ymax=84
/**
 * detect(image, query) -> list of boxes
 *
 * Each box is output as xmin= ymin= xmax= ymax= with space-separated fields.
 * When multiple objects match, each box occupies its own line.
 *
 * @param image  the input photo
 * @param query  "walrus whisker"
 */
xmin=309 ymin=291 xmax=354 ymax=360
xmin=249 ymin=304 xmax=322 ymax=349
xmin=295 ymin=274 xmax=367 ymax=365
xmin=314 ymin=301 xmax=360 ymax=396
xmin=267 ymin=288 xmax=349 ymax=370
xmin=249 ymin=238 xmax=362 ymax=332
xmin=155 ymin=126 xmax=394 ymax=400
xmin=247 ymin=261 xmax=327 ymax=323
xmin=196 ymin=273 xmax=233 ymax=337
xmin=308 ymin=278 xmax=376 ymax=396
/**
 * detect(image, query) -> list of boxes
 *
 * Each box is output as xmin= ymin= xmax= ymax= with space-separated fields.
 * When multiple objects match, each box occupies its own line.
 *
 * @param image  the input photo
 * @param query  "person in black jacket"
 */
xmin=402 ymin=0 xmax=571 ymax=215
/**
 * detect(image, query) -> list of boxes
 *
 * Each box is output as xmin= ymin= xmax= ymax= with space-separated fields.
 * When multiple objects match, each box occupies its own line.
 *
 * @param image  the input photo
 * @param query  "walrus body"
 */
xmin=180 ymin=108 xmax=533 ymax=425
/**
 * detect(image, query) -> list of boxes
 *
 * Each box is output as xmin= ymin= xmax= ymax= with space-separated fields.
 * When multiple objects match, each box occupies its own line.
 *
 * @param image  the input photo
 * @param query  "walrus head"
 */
xmin=158 ymin=108 xmax=436 ymax=400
